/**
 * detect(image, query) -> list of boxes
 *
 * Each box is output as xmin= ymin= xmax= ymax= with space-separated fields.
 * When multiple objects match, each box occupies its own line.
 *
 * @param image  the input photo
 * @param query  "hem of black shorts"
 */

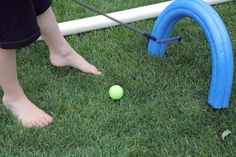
xmin=0 ymin=31 xmax=41 ymax=49
xmin=36 ymin=0 xmax=53 ymax=16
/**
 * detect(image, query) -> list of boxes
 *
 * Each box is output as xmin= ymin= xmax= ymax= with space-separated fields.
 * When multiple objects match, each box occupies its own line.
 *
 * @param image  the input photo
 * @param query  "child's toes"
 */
xmin=90 ymin=65 xmax=101 ymax=75
xmin=45 ymin=116 xmax=53 ymax=123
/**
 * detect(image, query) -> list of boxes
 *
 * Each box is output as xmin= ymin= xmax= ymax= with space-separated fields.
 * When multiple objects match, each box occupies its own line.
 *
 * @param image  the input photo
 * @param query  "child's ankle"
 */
xmin=2 ymin=90 xmax=26 ymax=105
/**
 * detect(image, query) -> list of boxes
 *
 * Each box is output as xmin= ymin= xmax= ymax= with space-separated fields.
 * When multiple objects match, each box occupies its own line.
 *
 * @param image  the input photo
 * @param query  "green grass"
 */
xmin=1 ymin=0 xmax=236 ymax=156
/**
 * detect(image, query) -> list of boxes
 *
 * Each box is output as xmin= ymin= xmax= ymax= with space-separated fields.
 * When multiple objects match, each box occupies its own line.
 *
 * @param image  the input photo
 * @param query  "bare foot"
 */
xmin=2 ymin=95 xmax=53 ymax=128
xmin=49 ymin=47 xmax=101 ymax=75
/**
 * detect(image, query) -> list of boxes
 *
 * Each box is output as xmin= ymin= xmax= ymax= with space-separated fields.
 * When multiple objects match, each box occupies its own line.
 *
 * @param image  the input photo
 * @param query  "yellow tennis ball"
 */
xmin=109 ymin=85 xmax=124 ymax=100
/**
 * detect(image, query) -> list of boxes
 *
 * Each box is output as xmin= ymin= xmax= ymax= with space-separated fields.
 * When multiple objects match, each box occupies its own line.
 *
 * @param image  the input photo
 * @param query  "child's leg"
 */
xmin=0 ymin=48 xmax=53 ymax=128
xmin=37 ymin=7 xmax=101 ymax=75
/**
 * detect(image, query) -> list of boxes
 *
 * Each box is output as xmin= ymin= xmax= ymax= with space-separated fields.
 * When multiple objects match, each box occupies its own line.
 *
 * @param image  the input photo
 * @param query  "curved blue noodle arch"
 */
xmin=148 ymin=0 xmax=233 ymax=109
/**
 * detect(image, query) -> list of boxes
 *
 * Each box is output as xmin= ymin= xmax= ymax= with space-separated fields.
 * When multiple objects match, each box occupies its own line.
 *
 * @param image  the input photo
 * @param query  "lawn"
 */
xmin=0 ymin=0 xmax=236 ymax=156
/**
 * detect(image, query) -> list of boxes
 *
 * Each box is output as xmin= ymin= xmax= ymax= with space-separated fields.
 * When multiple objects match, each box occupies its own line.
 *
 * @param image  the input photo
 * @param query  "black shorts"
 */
xmin=0 ymin=0 xmax=52 ymax=49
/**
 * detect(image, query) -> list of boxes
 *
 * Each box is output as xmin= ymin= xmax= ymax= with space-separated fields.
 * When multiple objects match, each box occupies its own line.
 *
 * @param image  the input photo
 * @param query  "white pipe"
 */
xmin=38 ymin=0 xmax=232 ymax=40
xmin=205 ymin=0 xmax=232 ymax=5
